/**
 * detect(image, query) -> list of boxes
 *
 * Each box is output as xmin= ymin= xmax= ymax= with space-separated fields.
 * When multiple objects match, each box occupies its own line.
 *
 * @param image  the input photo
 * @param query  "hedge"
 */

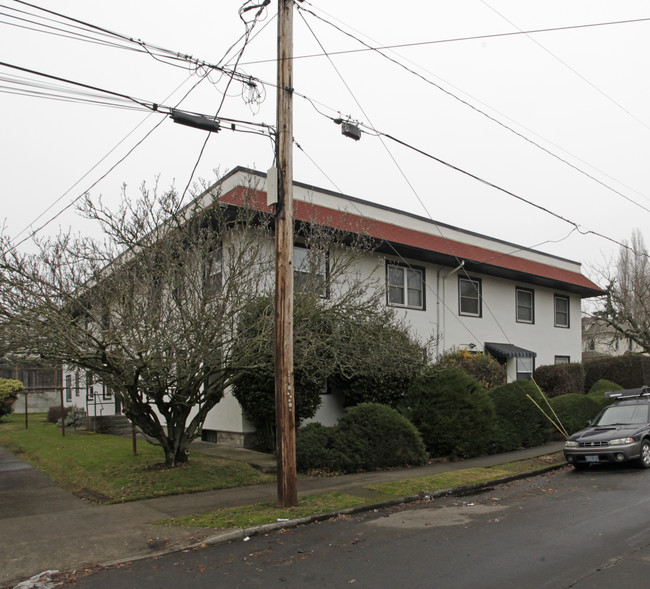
xmin=583 ymin=355 xmax=650 ymax=391
xmin=489 ymin=380 xmax=553 ymax=452
xmin=533 ymin=363 xmax=584 ymax=397
xmin=550 ymin=394 xmax=601 ymax=436
xmin=401 ymin=366 xmax=496 ymax=459
xmin=296 ymin=404 xmax=427 ymax=473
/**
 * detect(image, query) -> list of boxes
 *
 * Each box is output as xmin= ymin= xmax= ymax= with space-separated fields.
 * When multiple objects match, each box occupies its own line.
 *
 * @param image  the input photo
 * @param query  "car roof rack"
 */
xmin=605 ymin=386 xmax=650 ymax=399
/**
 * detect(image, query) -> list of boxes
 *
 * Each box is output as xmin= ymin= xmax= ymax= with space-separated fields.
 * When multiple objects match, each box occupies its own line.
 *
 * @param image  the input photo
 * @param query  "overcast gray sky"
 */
xmin=2 ymin=0 xmax=649 ymax=283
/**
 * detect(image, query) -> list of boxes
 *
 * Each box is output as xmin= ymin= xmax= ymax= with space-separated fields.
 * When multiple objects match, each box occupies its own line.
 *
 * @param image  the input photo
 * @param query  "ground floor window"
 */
xmin=516 ymin=357 xmax=534 ymax=380
xmin=554 ymin=355 xmax=570 ymax=365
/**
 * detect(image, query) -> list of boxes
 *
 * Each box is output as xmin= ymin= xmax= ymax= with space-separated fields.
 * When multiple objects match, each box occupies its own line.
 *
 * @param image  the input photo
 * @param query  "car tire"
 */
xmin=637 ymin=440 xmax=650 ymax=469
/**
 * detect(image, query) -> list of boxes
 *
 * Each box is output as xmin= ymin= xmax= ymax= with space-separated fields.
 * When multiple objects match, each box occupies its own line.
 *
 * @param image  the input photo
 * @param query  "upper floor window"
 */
xmin=459 ymin=276 xmax=481 ymax=317
xmin=386 ymin=262 xmax=424 ymax=310
xmin=294 ymin=244 xmax=328 ymax=298
xmin=203 ymin=247 xmax=223 ymax=296
xmin=554 ymin=295 xmax=570 ymax=328
xmin=516 ymin=287 xmax=534 ymax=324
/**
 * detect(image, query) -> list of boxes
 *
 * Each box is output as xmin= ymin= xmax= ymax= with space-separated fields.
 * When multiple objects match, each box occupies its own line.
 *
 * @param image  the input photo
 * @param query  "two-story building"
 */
xmin=64 ymin=167 xmax=604 ymax=445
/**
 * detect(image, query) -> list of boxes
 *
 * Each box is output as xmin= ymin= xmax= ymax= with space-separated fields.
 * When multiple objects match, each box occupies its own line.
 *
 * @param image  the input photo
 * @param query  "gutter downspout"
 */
xmin=436 ymin=260 xmax=465 ymax=361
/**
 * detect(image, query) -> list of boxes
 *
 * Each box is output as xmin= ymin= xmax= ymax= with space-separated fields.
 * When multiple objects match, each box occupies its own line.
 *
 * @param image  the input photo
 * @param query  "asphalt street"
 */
xmin=59 ymin=464 xmax=650 ymax=588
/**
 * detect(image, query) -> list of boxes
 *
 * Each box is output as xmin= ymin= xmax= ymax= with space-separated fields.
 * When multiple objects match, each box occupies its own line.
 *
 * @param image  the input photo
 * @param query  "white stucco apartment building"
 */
xmin=64 ymin=167 xmax=604 ymax=445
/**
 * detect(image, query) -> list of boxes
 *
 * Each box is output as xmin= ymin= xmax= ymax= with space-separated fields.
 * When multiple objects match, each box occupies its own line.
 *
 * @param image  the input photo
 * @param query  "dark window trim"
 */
xmin=554 ymin=355 xmax=570 ymax=365
xmin=294 ymin=242 xmax=330 ymax=299
xmin=554 ymin=294 xmax=570 ymax=328
xmin=515 ymin=286 xmax=535 ymax=324
xmin=459 ymin=276 xmax=482 ymax=318
xmin=385 ymin=260 xmax=426 ymax=311
xmin=516 ymin=356 xmax=535 ymax=380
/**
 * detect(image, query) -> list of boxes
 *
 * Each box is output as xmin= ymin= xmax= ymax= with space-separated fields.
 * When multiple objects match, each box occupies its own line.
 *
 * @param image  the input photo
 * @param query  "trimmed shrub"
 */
xmin=489 ymin=381 xmax=553 ymax=452
xmin=587 ymin=379 xmax=622 ymax=412
xmin=550 ymin=394 xmax=601 ymax=436
xmin=584 ymin=355 xmax=650 ymax=391
xmin=533 ymin=363 xmax=584 ymax=397
xmin=436 ymin=349 xmax=505 ymax=390
xmin=47 ymin=405 xmax=72 ymax=424
xmin=331 ymin=403 xmax=427 ymax=472
xmin=296 ymin=423 xmax=350 ymax=473
xmin=57 ymin=407 xmax=86 ymax=428
xmin=0 ymin=378 xmax=23 ymax=419
xmin=296 ymin=404 xmax=427 ymax=473
xmin=402 ymin=366 xmax=496 ymax=459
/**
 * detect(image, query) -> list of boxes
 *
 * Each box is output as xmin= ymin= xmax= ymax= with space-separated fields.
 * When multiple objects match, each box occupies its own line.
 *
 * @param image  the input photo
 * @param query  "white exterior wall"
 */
xmin=64 ymin=169 xmax=596 ymax=442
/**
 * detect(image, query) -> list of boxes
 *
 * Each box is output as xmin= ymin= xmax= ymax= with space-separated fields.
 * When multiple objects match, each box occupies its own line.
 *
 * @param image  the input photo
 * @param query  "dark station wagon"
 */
xmin=564 ymin=387 xmax=650 ymax=470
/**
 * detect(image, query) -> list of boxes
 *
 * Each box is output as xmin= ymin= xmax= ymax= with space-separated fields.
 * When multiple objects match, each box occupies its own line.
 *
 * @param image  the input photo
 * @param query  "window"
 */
xmin=516 ymin=288 xmax=534 ymax=324
xmin=516 ymin=357 xmax=534 ymax=380
xmin=554 ymin=295 xmax=570 ymax=328
xmin=65 ymin=374 xmax=72 ymax=402
xmin=203 ymin=247 xmax=223 ymax=295
xmin=294 ymin=244 xmax=328 ymax=298
xmin=459 ymin=277 xmax=481 ymax=317
xmin=386 ymin=262 xmax=424 ymax=310
xmin=555 ymin=355 xmax=570 ymax=365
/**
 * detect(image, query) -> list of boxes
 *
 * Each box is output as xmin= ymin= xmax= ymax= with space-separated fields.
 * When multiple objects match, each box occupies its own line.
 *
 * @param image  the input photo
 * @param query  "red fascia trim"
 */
xmin=220 ymin=187 xmax=603 ymax=293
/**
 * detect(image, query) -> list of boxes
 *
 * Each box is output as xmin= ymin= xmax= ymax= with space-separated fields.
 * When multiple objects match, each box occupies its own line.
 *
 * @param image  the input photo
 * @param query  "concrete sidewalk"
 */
xmin=0 ymin=441 xmax=565 ymax=588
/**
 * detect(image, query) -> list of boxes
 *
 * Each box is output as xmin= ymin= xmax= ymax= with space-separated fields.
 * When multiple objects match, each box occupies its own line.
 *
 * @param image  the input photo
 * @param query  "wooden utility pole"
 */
xmin=274 ymin=0 xmax=297 ymax=507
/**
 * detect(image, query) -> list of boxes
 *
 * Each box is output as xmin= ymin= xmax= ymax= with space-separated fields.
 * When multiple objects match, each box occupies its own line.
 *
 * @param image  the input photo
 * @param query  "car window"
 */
xmin=596 ymin=404 xmax=650 ymax=426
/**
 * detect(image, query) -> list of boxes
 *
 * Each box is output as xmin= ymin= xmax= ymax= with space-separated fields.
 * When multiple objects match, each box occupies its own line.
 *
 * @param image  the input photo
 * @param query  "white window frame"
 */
xmin=386 ymin=262 xmax=425 ymax=310
xmin=516 ymin=287 xmax=534 ymax=324
xmin=516 ymin=357 xmax=534 ymax=380
xmin=459 ymin=276 xmax=481 ymax=317
xmin=554 ymin=295 xmax=570 ymax=328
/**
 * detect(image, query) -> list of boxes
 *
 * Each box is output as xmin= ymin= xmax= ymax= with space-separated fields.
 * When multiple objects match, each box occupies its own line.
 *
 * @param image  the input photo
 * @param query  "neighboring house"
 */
xmin=582 ymin=316 xmax=644 ymax=361
xmin=0 ymin=360 xmax=62 ymax=413
xmin=63 ymin=167 xmax=604 ymax=446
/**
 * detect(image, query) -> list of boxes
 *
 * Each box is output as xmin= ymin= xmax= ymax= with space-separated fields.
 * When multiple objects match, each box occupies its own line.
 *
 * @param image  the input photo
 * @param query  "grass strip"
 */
xmin=161 ymin=492 xmax=369 ymax=529
xmin=0 ymin=414 xmax=273 ymax=503
xmin=365 ymin=453 xmax=565 ymax=497
xmin=162 ymin=453 xmax=564 ymax=530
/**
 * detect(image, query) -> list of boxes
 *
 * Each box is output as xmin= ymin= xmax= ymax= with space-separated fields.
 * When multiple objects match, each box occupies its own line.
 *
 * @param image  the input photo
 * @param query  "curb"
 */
xmin=172 ymin=462 xmax=567 ymax=551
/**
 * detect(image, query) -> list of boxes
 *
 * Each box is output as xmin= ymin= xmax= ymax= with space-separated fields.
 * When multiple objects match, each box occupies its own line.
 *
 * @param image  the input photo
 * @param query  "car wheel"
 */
xmin=637 ymin=440 xmax=650 ymax=469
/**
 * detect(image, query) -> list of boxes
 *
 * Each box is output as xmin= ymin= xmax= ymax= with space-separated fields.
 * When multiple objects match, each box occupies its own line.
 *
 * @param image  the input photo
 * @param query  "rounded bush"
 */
xmin=550 ymin=394 xmax=601 ymax=436
xmin=437 ymin=349 xmax=505 ymax=390
xmin=402 ymin=366 xmax=496 ymax=459
xmin=332 ymin=403 xmax=428 ymax=472
xmin=296 ymin=423 xmax=350 ymax=472
xmin=587 ymin=379 xmax=622 ymax=412
xmin=489 ymin=380 xmax=553 ymax=452
xmin=0 ymin=378 xmax=23 ymax=419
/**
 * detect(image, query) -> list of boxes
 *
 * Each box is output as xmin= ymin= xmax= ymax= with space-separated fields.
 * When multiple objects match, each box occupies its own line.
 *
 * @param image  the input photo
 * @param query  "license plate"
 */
xmin=585 ymin=455 xmax=599 ymax=463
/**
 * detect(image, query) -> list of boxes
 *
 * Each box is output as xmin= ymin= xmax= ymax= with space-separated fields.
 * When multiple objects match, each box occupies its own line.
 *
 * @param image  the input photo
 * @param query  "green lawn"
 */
xmin=0 ymin=413 xmax=273 ymax=503
xmin=0 ymin=412 xmax=564 ymax=526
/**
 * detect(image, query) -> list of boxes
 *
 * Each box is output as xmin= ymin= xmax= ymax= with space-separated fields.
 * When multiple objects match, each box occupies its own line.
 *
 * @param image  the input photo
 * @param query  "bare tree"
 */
xmin=0 ymin=175 xmax=422 ymax=466
xmin=594 ymin=229 xmax=650 ymax=355
xmin=0 ymin=179 xmax=275 ymax=466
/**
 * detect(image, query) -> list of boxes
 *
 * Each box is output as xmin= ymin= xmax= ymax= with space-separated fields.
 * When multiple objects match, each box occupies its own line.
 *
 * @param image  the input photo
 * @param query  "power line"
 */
xmin=3 ymin=0 xmax=265 ymax=85
xmin=244 ymin=9 xmax=650 ymax=65
xmin=479 ymin=0 xmax=650 ymax=134
xmin=295 ymin=4 xmax=650 ymax=216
